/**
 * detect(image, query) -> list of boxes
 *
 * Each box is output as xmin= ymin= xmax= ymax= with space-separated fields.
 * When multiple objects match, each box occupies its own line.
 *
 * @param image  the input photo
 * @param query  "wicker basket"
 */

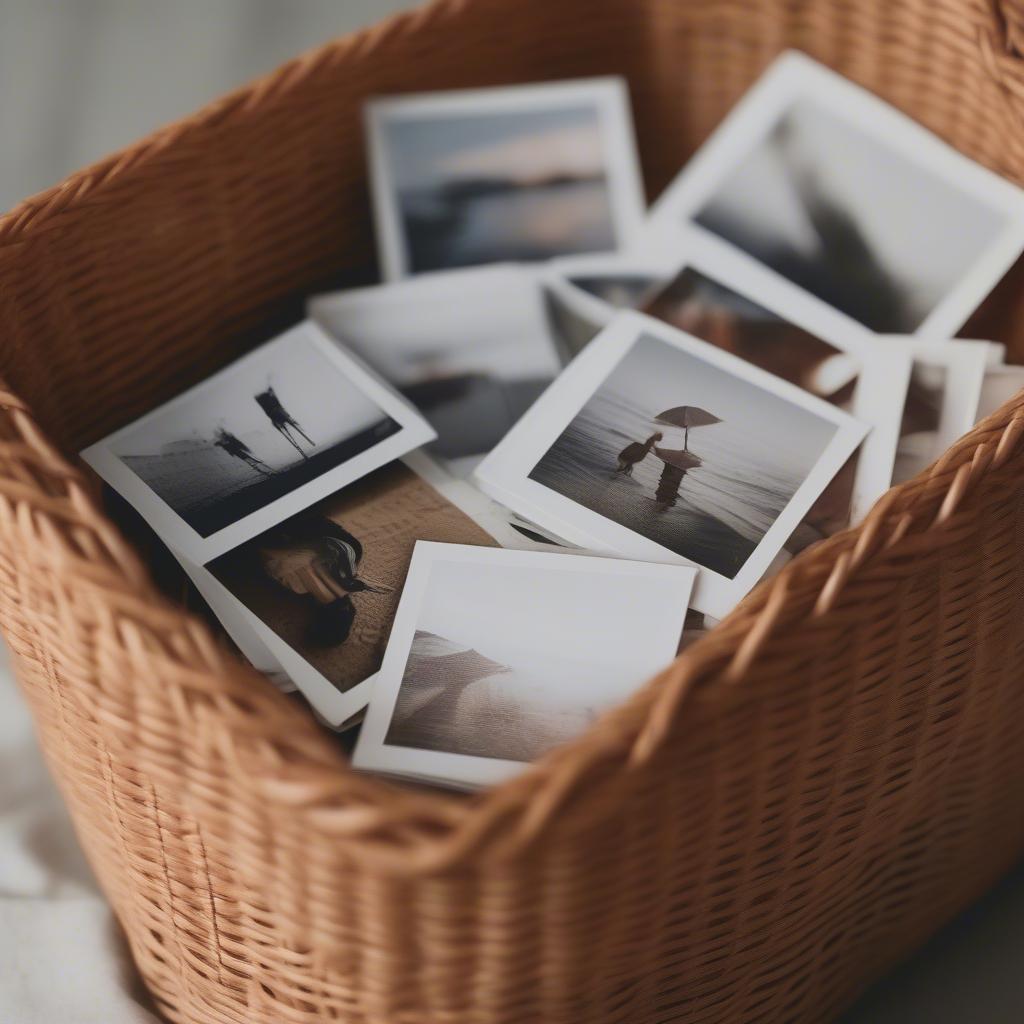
xmin=3 ymin=0 xmax=1024 ymax=1021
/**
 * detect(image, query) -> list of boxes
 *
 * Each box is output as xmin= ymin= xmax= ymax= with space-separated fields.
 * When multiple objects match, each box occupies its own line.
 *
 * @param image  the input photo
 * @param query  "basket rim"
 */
xmin=2 ymin=0 xmax=1024 ymax=875
xmin=3 ymin=369 xmax=1021 ymax=875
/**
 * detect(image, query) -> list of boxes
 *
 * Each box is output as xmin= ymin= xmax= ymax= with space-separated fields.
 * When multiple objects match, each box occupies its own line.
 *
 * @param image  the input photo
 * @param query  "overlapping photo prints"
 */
xmin=475 ymin=312 xmax=867 ymax=618
xmin=547 ymin=239 xmax=912 ymax=534
xmin=366 ymin=78 xmax=646 ymax=280
xmin=82 ymin=321 xmax=436 ymax=563
xmin=640 ymin=51 xmax=1024 ymax=337
xmin=81 ymin=49 xmax=1024 ymax=776
xmin=353 ymin=543 xmax=695 ymax=788
xmin=310 ymin=264 xmax=562 ymax=476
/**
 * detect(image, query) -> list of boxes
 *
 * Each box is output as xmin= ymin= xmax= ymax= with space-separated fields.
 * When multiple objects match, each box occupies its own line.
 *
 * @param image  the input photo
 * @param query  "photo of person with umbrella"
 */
xmin=615 ymin=406 xmax=722 ymax=506
xmin=528 ymin=331 xmax=844 ymax=579
xmin=655 ymin=405 xmax=723 ymax=452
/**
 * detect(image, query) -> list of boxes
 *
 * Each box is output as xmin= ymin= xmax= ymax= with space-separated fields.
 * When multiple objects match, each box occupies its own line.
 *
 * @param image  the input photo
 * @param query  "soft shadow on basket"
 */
xmin=2 ymin=1 xmax=1024 ymax=1022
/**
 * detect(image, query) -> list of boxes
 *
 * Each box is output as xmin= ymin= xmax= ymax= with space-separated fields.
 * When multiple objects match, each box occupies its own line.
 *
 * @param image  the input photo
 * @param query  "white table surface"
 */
xmin=1 ymin=2 xmax=1021 ymax=1020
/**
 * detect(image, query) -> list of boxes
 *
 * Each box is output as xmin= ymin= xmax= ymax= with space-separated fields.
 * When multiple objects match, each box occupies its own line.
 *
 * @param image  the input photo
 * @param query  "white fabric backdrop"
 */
xmin=0 ymin=660 xmax=159 ymax=1023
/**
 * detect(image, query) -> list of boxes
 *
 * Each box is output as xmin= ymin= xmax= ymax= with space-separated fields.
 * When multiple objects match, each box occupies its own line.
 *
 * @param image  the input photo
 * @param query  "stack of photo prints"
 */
xmin=83 ymin=52 xmax=1024 ymax=791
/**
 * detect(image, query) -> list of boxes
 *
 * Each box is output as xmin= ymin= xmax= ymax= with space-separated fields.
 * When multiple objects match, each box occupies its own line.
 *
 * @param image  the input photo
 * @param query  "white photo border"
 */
xmin=352 ymin=542 xmax=696 ymax=788
xmin=366 ymin=77 xmax=647 ymax=282
xmin=638 ymin=50 xmax=1024 ymax=339
xmin=81 ymin=320 xmax=436 ymax=564
xmin=474 ymin=310 xmax=868 ymax=620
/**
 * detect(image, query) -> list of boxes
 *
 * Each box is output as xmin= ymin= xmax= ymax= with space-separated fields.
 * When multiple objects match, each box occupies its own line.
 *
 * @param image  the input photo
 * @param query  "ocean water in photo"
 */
xmin=401 ymin=178 xmax=615 ymax=272
xmin=530 ymin=389 xmax=809 ymax=578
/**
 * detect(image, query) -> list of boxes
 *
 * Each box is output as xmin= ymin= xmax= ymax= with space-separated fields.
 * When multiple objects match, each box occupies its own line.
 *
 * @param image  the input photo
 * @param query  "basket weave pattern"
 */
xmin=3 ymin=1 xmax=1024 ymax=1021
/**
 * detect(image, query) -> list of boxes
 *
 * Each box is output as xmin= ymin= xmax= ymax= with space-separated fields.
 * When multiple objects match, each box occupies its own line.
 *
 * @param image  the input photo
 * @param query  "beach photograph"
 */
xmin=369 ymin=80 xmax=643 ymax=277
xmin=642 ymin=265 xmax=860 ymax=539
xmin=311 ymin=266 xmax=562 ymax=470
xmin=205 ymin=461 xmax=496 ymax=694
xmin=691 ymin=95 xmax=1007 ymax=333
xmin=366 ymin=546 xmax=693 ymax=779
xmin=108 ymin=331 xmax=400 ymax=538
xmin=528 ymin=332 xmax=841 ymax=579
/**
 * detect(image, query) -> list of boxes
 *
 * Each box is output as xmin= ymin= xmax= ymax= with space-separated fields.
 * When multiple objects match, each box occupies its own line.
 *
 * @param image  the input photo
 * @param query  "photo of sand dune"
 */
xmin=378 ymin=549 xmax=690 ymax=768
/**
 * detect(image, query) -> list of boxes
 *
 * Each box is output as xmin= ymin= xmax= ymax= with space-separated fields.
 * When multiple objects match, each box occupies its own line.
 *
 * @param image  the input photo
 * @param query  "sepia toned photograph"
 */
xmin=366 ymin=78 xmax=646 ymax=280
xmin=310 ymin=265 xmax=562 ymax=474
xmin=642 ymin=51 xmax=1024 ymax=337
xmin=81 ymin=321 xmax=436 ymax=562
xmin=201 ymin=456 xmax=499 ymax=726
xmin=475 ymin=312 xmax=866 ymax=618
xmin=353 ymin=543 xmax=695 ymax=788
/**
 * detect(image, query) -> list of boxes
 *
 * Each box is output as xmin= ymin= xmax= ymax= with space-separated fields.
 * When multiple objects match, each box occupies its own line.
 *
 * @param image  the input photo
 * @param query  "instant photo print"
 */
xmin=546 ymin=238 xmax=911 ymax=528
xmin=81 ymin=320 xmax=436 ymax=564
xmin=475 ymin=311 xmax=867 ymax=619
xmin=366 ymin=77 xmax=646 ymax=280
xmin=883 ymin=337 xmax=994 ymax=484
xmin=188 ymin=453 xmax=514 ymax=728
xmin=975 ymin=363 xmax=1024 ymax=424
xmin=640 ymin=51 xmax=1024 ymax=338
xmin=353 ymin=543 xmax=696 ymax=789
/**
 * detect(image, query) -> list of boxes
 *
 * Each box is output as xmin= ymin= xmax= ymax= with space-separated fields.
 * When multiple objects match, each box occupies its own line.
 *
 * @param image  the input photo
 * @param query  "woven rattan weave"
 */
xmin=3 ymin=0 xmax=1024 ymax=1021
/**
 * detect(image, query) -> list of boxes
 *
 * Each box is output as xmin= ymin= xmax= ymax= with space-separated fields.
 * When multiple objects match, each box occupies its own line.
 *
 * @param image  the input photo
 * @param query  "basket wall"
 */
xmin=2 ymin=1 xmax=1024 ymax=1021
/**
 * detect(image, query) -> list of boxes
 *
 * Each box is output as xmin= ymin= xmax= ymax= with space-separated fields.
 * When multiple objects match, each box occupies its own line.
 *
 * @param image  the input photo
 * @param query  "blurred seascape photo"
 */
xmin=381 ymin=102 xmax=618 ymax=273
xmin=693 ymin=98 xmax=1007 ymax=333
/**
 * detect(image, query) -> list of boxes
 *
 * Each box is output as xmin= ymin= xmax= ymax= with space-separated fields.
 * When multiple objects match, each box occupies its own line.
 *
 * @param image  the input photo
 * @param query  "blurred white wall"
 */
xmin=0 ymin=0 xmax=420 ymax=210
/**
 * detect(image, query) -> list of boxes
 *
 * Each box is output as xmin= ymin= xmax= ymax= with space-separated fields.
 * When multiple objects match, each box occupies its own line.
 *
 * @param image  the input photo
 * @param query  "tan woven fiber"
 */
xmin=3 ymin=0 xmax=1024 ymax=1021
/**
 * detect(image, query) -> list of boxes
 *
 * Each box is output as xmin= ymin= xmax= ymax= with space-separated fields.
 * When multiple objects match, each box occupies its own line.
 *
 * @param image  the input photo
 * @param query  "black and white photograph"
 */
xmin=640 ymin=51 xmax=1024 ymax=337
xmin=547 ymin=254 xmax=671 ymax=313
xmin=636 ymin=242 xmax=911 ymax=529
xmin=352 ymin=543 xmax=695 ymax=788
xmin=366 ymin=78 xmax=646 ymax=280
xmin=474 ymin=312 xmax=866 ymax=618
xmin=81 ymin=320 xmax=436 ymax=562
xmin=310 ymin=265 xmax=562 ymax=475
